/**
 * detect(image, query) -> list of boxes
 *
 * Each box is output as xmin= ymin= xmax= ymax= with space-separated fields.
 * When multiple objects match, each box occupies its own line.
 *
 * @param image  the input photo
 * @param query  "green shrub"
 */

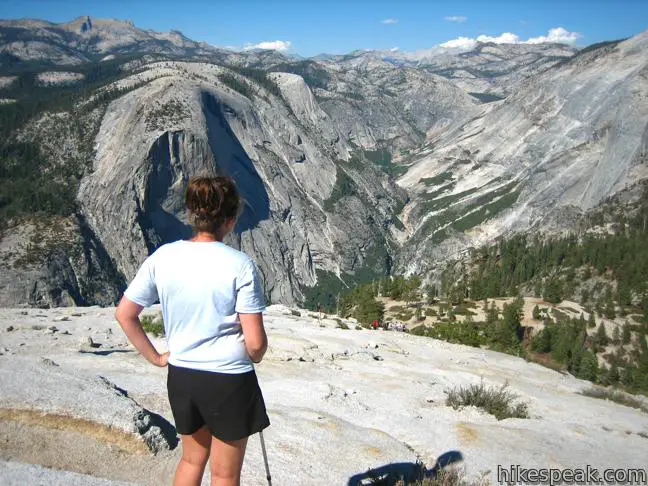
xmin=410 ymin=325 xmax=428 ymax=336
xmin=445 ymin=381 xmax=529 ymax=420
xmin=413 ymin=466 xmax=484 ymax=486
xmin=366 ymin=462 xmax=477 ymax=486
xmin=141 ymin=314 xmax=165 ymax=337
xmin=427 ymin=320 xmax=489 ymax=348
xmin=581 ymin=386 xmax=648 ymax=413
xmin=551 ymin=308 xmax=569 ymax=322
xmin=336 ymin=320 xmax=349 ymax=330
xmin=453 ymin=303 xmax=477 ymax=316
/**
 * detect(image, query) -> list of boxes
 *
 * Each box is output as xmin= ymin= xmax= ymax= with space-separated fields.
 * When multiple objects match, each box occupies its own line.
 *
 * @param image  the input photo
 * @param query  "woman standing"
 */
xmin=115 ymin=176 xmax=270 ymax=486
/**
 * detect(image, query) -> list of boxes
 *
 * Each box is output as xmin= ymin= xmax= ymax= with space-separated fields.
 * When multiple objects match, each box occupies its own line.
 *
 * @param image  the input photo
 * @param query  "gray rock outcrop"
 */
xmin=0 ymin=357 xmax=177 ymax=453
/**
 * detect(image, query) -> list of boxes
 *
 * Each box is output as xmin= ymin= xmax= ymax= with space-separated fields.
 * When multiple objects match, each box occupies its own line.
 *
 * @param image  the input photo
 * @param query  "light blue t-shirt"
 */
xmin=124 ymin=240 xmax=265 ymax=373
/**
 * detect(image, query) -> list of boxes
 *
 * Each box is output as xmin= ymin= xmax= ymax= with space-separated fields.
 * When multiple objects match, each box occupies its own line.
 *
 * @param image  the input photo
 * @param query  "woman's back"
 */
xmin=124 ymin=240 xmax=265 ymax=373
xmin=116 ymin=175 xmax=270 ymax=486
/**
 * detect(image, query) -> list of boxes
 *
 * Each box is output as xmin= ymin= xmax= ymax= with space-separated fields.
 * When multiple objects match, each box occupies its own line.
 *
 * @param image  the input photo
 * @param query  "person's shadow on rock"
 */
xmin=347 ymin=450 xmax=464 ymax=486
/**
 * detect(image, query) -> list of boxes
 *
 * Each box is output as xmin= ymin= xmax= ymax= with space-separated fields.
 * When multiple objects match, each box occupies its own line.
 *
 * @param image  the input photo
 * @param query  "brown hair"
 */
xmin=185 ymin=176 xmax=241 ymax=235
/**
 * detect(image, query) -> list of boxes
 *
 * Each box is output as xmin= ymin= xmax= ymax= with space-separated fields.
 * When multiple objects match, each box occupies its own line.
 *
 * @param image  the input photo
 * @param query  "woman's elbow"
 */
xmin=247 ymin=337 xmax=268 ymax=363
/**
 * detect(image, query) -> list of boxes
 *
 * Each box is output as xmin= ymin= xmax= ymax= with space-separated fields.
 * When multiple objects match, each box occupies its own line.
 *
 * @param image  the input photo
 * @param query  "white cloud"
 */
xmin=243 ymin=40 xmax=292 ymax=51
xmin=526 ymin=27 xmax=582 ymax=44
xmin=390 ymin=47 xmax=399 ymax=52
xmin=444 ymin=16 xmax=467 ymax=23
xmin=476 ymin=32 xmax=521 ymax=44
xmin=440 ymin=27 xmax=581 ymax=49
xmin=381 ymin=18 xmax=398 ymax=25
xmin=439 ymin=36 xmax=478 ymax=49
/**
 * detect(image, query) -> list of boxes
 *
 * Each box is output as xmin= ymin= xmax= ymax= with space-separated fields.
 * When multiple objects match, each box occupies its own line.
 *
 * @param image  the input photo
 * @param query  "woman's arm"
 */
xmin=239 ymin=312 xmax=267 ymax=363
xmin=114 ymin=296 xmax=169 ymax=367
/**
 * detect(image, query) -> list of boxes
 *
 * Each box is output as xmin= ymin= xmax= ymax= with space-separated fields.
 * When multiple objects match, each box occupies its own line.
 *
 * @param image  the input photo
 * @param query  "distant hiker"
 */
xmin=371 ymin=319 xmax=380 ymax=329
xmin=388 ymin=321 xmax=405 ymax=332
xmin=115 ymin=176 xmax=270 ymax=486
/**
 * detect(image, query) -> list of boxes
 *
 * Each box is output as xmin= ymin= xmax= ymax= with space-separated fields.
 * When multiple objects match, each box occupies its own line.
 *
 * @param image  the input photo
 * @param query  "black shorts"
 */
xmin=167 ymin=364 xmax=270 ymax=441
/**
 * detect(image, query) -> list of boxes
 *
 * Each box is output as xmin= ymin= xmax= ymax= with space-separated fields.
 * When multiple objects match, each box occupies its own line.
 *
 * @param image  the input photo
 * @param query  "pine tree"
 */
xmin=609 ymin=360 xmax=620 ymax=385
xmin=569 ymin=343 xmax=584 ymax=376
xmin=391 ymin=276 xmax=405 ymax=300
xmin=405 ymin=276 xmax=422 ymax=304
xmin=621 ymin=365 xmax=634 ymax=388
xmin=532 ymin=305 xmax=541 ymax=320
xmin=605 ymin=299 xmax=616 ymax=319
xmin=578 ymin=351 xmax=599 ymax=382
xmin=587 ymin=312 xmax=596 ymax=329
xmin=487 ymin=302 xmax=499 ymax=325
xmin=425 ymin=284 xmax=437 ymax=304
xmin=622 ymin=323 xmax=632 ymax=345
xmin=612 ymin=326 xmax=621 ymax=345
xmin=352 ymin=291 xmax=385 ymax=326
xmin=532 ymin=326 xmax=552 ymax=353
xmin=599 ymin=364 xmax=610 ymax=386
xmin=381 ymin=277 xmax=393 ymax=298
xmin=544 ymin=278 xmax=562 ymax=304
xmin=596 ymin=322 xmax=609 ymax=347
xmin=634 ymin=334 xmax=648 ymax=392
xmin=500 ymin=299 xmax=523 ymax=345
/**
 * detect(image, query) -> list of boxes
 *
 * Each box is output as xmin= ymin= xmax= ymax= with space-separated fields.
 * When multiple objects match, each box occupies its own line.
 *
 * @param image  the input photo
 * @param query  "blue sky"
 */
xmin=1 ymin=0 xmax=647 ymax=56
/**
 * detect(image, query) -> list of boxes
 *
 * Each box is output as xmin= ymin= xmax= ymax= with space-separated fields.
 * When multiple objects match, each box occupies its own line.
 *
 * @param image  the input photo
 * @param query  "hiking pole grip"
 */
xmin=259 ymin=430 xmax=272 ymax=486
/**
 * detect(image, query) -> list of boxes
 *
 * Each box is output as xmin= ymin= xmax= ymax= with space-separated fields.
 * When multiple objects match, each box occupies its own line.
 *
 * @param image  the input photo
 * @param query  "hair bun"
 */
xmin=185 ymin=176 xmax=241 ymax=234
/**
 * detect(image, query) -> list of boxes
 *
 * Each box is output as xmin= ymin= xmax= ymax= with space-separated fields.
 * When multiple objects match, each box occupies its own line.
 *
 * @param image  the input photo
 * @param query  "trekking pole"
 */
xmin=259 ymin=430 xmax=272 ymax=485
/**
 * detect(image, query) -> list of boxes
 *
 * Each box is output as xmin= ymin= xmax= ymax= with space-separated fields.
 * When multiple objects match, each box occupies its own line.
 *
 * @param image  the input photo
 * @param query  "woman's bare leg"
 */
xmin=209 ymin=435 xmax=248 ymax=486
xmin=173 ymin=426 xmax=212 ymax=486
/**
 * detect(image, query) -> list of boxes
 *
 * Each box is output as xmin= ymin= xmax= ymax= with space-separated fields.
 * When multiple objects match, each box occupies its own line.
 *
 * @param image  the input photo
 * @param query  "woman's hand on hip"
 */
xmin=155 ymin=352 xmax=170 ymax=367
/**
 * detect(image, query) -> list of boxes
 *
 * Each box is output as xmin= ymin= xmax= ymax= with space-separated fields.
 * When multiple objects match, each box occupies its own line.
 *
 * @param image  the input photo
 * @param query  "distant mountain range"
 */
xmin=0 ymin=15 xmax=577 ymax=95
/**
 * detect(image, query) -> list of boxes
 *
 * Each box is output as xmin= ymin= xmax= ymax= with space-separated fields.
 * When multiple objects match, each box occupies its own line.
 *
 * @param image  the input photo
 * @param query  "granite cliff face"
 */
xmin=76 ymin=62 xmax=407 ymax=305
xmin=310 ymin=56 xmax=479 ymax=150
xmin=1 ymin=17 xmax=647 ymax=307
xmin=396 ymin=33 xmax=648 ymax=277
